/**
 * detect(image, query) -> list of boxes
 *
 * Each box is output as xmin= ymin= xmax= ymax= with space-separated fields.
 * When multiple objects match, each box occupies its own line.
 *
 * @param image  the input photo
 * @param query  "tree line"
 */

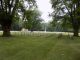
xmin=51 ymin=0 xmax=80 ymax=36
xmin=0 ymin=0 xmax=80 ymax=37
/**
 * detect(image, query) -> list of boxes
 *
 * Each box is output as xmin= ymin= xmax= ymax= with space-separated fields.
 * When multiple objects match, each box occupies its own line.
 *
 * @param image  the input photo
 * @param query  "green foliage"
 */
xmin=0 ymin=0 xmax=36 ymax=36
xmin=0 ymin=0 xmax=36 ymax=25
xmin=50 ymin=0 xmax=80 ymax=33
xmin=23 ymin=9 xmax=42 ymax=31
xmin=11 ymin=13 xmax=22 ymax=31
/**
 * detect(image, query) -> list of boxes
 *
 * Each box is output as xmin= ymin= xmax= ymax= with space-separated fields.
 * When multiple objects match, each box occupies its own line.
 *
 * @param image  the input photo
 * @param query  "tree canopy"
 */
xmin=0 ymin=0 xmax=36 ymax=36
xmin=23 ymin=9 xmax=42 ymax=31
xmin=51 ymin=0 xmax=80 ymax=36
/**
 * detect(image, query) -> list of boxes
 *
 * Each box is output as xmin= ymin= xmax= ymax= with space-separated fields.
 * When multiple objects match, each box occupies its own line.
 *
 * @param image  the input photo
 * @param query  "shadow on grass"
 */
xmin=73 ymin=52 xmax=80 ymax=60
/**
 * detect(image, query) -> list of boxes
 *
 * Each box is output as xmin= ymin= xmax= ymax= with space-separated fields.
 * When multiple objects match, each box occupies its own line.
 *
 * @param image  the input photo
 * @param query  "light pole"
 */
xmin=23 ymin=18 xmax=27 ymax=29
xmin=44 ymin=22 xmax=47 ymax=32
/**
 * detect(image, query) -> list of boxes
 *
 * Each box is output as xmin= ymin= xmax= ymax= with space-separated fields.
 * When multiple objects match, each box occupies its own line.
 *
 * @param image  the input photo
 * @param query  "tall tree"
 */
xmin=23 ymin=9 xmax=42 ymax=31
xmin=0 ymin=0 xmax=36 ymax=36
xmin=51 ymin=0 xmax=80 ymax=36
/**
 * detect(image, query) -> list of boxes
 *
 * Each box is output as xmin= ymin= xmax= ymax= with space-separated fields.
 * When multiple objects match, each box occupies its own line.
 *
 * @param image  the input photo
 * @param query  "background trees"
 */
xmin=23 ymin=9 xmax=42 ymax=31
xmin=50 ymin=0 xmax=80 ymax=36
xmin=0 ymin=0 xmax=36 ymax=36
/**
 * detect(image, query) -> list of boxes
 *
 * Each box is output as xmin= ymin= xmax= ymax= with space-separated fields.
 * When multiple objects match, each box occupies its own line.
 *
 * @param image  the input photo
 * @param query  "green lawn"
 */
xmin=0 ymin=34 xmax=80 ymax=60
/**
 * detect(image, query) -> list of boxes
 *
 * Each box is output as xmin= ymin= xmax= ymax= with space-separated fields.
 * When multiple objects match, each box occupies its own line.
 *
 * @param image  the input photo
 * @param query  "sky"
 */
xmin=36 ymin=0 xmax=53 ymax=23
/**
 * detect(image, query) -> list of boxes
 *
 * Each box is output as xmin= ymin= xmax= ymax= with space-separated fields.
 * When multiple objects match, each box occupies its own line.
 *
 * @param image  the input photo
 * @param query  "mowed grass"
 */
xmin=0 ymin=33 xmax=80 ymax=60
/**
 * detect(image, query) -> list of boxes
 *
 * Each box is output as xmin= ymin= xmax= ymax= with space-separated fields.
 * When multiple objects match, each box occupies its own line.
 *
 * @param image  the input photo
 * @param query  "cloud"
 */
xmin=36 ymin=0 xmax=52 ymax=22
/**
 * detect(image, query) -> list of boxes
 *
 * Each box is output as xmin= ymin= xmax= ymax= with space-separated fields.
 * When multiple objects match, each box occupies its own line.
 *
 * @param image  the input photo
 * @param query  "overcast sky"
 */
xmin=36 ymin=0 xmax=53 ymax=22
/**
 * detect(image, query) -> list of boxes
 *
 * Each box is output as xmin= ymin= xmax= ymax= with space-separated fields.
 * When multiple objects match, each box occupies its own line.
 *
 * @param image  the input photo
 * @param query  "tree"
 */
xmin=50 ymin=15 xmax=72 ymax=32
xmin=51 ymin=0 xmax=80 ymax=36
xmin=0 ymin=0 xmax=36 ymax=36
xmin=23 ymin=9 xmax=42 ymax=31
xmin=11 ymin=13 xmax=22 ymax=31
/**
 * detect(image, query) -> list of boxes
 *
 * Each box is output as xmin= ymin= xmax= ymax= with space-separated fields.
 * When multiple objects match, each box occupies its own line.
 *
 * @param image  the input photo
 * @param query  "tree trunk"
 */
xmin=2 ymin=25 xmax=11 ymax=37
xmin=73 ymin=27 xmax=79 ymax=36
xmin=72 ymin=21 xmax=79 ymax=37
xmin=73 ymin=0 xmax=80 ymax=37
xmin=70 ymin=10 xmax=79 ymax=37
